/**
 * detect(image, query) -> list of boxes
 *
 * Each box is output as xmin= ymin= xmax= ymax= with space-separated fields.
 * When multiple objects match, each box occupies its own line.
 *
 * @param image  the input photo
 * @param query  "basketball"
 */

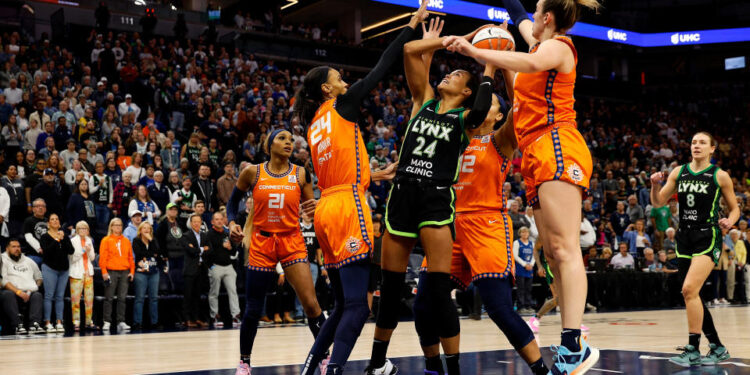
xmin=471 ymin=27 xmax=515 ymax=51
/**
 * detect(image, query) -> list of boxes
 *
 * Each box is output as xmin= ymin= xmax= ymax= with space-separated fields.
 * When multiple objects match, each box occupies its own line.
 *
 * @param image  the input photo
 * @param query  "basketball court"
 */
xmin=2 ymin=306 xmax=748 ymax=374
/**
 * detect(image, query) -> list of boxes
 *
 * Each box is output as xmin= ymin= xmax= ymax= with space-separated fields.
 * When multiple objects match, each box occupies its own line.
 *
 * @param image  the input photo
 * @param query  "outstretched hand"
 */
xmin=422 ymin=16 xmax=444 ymax=40
xmin=408 ymin=0 xmax=430 ymax=29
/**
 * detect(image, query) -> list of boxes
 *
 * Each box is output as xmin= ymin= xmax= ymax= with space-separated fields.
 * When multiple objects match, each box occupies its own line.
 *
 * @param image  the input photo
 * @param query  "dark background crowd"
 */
xmin=1 ymin=10 xmax=749 ymax=335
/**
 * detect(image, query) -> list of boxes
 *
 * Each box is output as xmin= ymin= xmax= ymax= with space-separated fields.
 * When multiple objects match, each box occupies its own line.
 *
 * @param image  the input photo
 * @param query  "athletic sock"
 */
xmin=529 ymin=358 xmax=548 ymax=375
xmin=689 ymin=333 xmax=701 ymax=350
xmin=425 ymin=355 xmax=445 ymax=374
xmin=705 ymin=332 xmax=723 ymax=348
xmin=307 ymin=313 xmax=326 ymax=338
xmin=370 ymin=339 xmax=390 ymax=368
xmin=561 ymin=328 xmax=582 ymax=352
xmin=240 ymin=355 xmax=251 ymax=366
xmin=445 ymin=353 xmax=460 ymax=375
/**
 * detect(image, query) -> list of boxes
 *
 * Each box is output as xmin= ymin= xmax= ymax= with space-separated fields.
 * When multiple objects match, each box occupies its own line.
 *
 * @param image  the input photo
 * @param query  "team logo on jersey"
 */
xmin=481 ymin=135 xmax=491 ymax=144
xmin=567 ymin=163 xmax=584 ymax=183
xmin=288 ymin=174 xmax=297 ymax=183
xmin=345 ymin=236 xmax=362 ymax=253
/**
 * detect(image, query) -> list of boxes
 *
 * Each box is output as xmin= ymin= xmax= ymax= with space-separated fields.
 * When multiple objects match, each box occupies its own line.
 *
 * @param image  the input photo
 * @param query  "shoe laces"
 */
xmin=549 ymin=345 xmax=570 ymax=365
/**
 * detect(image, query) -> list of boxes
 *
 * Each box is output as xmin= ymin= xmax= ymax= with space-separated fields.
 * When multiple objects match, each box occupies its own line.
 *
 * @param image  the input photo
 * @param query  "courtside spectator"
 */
xmin=206 ymin=212 xmax=240 ymax=327
xmin=40 ymin=213 xmax=74 ymax=333
xmin=611 ymin=242 xmax=635 ymax=270
xmin=132 ymin=221 xmax=165 ymax=330
xmin=99 ymin=218 xmax=135 ymax=332
xmin=182 ymin=214 xmax=208 ymax=328
xmin=1 ymin=239 xmax=43 ymax=334
xmin=69 ymin=221 xmax=96 ymax=331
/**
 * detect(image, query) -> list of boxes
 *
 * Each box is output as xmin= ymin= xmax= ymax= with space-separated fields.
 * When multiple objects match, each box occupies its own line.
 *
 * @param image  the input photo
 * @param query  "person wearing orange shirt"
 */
xmin=99 ymin=217 xmax=135 ymax=333
xmin=284 ymin=4 xmax=428 ymax=374
xmin=227 ymin=129 xmax=323 ymax=375
xmin=443 ymin=0 xmax=602 ymax=373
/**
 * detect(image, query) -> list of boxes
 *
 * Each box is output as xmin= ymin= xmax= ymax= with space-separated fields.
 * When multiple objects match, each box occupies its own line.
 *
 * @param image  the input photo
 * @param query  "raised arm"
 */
xmin=404 ymin=17 xmax=445 ymax=116
xmin=502 ymin=0 xmax=537 ymax=47
xmin=444 ymin=36 xmax=571 ymax=74
xmin=336 ymin=2 xmax=428 ymax=122
xmin=649 ymin=168 xmax=679 ymax=208
xmin=462 ymin=64 xmax=496 ymax=129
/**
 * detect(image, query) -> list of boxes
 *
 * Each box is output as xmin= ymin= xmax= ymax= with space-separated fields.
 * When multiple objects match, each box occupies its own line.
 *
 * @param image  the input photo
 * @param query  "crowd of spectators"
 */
xmin=1 ymin=20 xmax=750 ymax=335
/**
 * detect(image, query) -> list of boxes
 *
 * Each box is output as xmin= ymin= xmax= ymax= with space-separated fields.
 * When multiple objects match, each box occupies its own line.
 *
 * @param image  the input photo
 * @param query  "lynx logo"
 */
xmin=418 ymin=0 xmax=444 ymax=10
xmin=487 ymin=8 xmax=510 ymax=21
xmin=678 ymin=180 xmax=709 ymax=194
xmin=607 ymin=29 xmax=627 ymax=42
xmin=671 ymin=33 xmax=701 ymax=45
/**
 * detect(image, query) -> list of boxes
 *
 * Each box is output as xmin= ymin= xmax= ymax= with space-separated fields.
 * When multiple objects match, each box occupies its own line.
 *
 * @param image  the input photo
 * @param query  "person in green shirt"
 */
xmin=650 ymin=203 xmax=672 ymax=252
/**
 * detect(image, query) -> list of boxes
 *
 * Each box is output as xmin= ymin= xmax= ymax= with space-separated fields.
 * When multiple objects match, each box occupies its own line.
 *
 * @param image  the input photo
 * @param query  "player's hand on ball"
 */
xmin=421 ymin=16 xmax=444 ymax=40
xmin=718 ymin=218 xmax=732 ymax=231
xmin=463 ymin=24 xmax=494 ymax=42
xmin=444 ymin=36 xmax=475 ymax=56
xmin=301 ymin=199 xmax=318 ymax=218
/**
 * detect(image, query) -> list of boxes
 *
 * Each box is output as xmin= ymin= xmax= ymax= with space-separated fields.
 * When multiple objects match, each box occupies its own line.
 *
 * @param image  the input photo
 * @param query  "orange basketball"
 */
xmin=471 ymin=27 xmax=515 ymax=52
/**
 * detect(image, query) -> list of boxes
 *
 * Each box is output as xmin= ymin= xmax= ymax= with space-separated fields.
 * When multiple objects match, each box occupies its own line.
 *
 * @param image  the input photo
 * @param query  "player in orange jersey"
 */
xmin=226 ymin=129 xmax=323 ymax=375
xmin=291 ymin=3 xmax=429 ymax=374
xmin=443 ymin=0 xmax=602 ymax=373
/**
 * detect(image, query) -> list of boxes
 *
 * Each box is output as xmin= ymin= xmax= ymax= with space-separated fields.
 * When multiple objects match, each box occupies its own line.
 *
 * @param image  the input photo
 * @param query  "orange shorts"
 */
xmin=520 ymin=124 xmax=592 ymax=207
xmin=421 ymin=211 xmax=514 ymax=290
xmin=314 ymin=184 xmax=373 ymax=269
xmin=247 ymin=228 xmax=307 ymax=272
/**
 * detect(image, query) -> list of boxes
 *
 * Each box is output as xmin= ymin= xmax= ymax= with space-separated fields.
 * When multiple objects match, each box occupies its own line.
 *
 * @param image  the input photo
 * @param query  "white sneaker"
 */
xmin=719 ymin=298 xmax=730 ymax=305
xmin=366 ymin=359 xmax=398 ymax=375
xmin=102 ymin=321 xmax=111 ymax=331
xmin=45 ymin=323 xmax=55 ymax=334
xmin=118 ymin=322 xmax=131 ymax=332
xmin=16 ymin=323 xmax=27 ymax=335
xmin=55 ymin=323 xmax=64 ymax=333
xmin=29 ymin=322 xmax=42 ymax=334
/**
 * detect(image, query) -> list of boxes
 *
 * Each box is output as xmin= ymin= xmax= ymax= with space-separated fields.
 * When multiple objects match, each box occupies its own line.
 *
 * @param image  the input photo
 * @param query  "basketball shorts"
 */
xmin=675 ymin=225 xmax=722 ymax=265
xmin=248 ymin=228 xmax=307 ymax=272
xmin=314 ymin=184 xmax=373 ymax=269
xmin=519 ymin=124 xmax=593 ymax=207
xmin=421 ymin=211 xmax=514 ymax=290
xmin=385 ymin=181 xmax=456 ymax=239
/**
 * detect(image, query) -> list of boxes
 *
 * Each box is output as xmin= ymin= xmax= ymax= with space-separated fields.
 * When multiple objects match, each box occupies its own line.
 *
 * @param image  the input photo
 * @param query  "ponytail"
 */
xmin=543 ymin=0 xmax=601 ymax=32
xmin=293 ymin=66 xmax=332 ymax=127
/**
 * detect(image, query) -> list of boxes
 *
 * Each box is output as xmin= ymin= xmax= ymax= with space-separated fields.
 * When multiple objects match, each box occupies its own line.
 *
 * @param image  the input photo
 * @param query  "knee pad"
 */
xmin=413 ymin=277 xmax=439 ymax=347
xmin=375 ymin=270 xmax=406 ymax=330
xmin=477 ymin=278 xmax=534 ymax=350
xmin=424 ymin=272 xmax=460 ymax=339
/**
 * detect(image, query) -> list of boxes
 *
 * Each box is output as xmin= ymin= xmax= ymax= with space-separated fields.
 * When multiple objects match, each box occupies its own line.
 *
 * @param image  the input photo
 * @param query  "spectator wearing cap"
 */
xmin=124 ymin=210 xmax=143 ymax=244
xmin=99 ymin=217 xmax=135 ymax=332
xmin=31 ymin=169 xmax=67 ymax=222
xmin=29 ymin=102 xmax=50 ymax=134
xmin=118 ymin=94 xmax=141 ymax=120
xmin=1 ymin=239 xmax=44 ymax=335
xmin=92 ymin=80 xmax=108 ymax=108
xmin=148 ymin=171 xmax=170 ymax=214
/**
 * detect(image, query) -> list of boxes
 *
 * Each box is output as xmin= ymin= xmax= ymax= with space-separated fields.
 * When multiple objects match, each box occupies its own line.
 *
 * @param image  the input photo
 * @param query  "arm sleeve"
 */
xmin=502 ymin=0 xmax=531 ymax=26
xmin=88 ymin=175 xmax=99 ymax=194
xmin=25 ymin=233 xmax=41 ymax=253
xmin=336 ymin=26 xmax=416 ymax=122
xmin=226 ymin=187 xmax=244 ymax=223
xmin=463 ymin=76 xmax=494 ymax=129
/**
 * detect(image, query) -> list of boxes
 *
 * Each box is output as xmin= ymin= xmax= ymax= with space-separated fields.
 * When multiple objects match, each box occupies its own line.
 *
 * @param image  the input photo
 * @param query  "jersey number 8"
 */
xmin=269 ymin=193 xmax=285 ymax=209
xmin=686 ymin=193 xmax=695 ymax=207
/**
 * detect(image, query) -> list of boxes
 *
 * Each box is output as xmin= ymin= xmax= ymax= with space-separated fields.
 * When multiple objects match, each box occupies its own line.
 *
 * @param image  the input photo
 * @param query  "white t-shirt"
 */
xmin=610 ymin=253 xmax=635 ymax=269
xmin=1 ymin=253 xmax=42 ymax=292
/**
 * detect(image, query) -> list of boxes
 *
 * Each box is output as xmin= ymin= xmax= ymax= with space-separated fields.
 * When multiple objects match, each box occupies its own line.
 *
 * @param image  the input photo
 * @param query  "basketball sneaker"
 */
xmin=669 ymin=345 xmax=701 ymax=367
xmin=701 ymin=343 xmax=730 ymax=366
xmin=235 ymin=361 xmax=251 ymax=375
xmin=365 ymin=359 xmax=398 ymax=374
xmin=548 ymin=337 xmax=600 ymax=374
xmin=16 ymin=323 xmax=27 ymax=335
xmin=528 ymin=317 xmax=540 ymax=334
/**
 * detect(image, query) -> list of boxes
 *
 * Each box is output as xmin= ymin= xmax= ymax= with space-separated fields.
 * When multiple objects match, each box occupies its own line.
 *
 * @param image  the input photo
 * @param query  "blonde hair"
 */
xmin=543 ymin=0 xmax=602 ymax=32
xmin=518 ymin=226 xmax=530 ymax=235
xmin=136 ymin=221 xmax=153 ymax=239
xmin=75 ymin=221 xmax=90 ymax=234
xmin=602 ymin=247 xmax=613 ymax=257
xmin=107 ymin=218 xmax=124 ymax=236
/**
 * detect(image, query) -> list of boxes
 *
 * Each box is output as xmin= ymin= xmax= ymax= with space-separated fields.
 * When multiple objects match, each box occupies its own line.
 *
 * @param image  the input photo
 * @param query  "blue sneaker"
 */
xmin=548 ymin=338 xmax=600 ymax=374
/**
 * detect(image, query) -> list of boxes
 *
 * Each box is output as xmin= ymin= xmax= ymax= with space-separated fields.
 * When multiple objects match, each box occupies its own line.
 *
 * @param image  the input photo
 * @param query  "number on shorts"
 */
xmin=461 ymin=154 xmax=476 ymax=173
xmin=413 ymin=136 xmax=437 ymax=158
xmin=686 ymin=193 xmax=695 ymax=207
xmin=269 ymin=193 xmax=285 ymax=209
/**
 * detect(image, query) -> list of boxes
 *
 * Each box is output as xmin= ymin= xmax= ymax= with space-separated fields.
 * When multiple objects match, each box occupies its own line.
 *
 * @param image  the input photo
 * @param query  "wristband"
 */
xmin=15 ymin=290 xmax=22 ymax=296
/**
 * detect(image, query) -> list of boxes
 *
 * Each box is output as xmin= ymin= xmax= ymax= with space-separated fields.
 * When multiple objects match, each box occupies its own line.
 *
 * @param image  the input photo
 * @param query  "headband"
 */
xmin=266 ymin=128 xmax=286 ymax=151
xmin=494 ymin=93 xmax=509 ymax=115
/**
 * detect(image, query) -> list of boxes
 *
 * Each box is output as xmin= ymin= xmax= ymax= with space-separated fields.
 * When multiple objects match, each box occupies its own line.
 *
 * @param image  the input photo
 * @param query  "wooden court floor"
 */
xmin=1 ymin=306 xmax=748 ymax=375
